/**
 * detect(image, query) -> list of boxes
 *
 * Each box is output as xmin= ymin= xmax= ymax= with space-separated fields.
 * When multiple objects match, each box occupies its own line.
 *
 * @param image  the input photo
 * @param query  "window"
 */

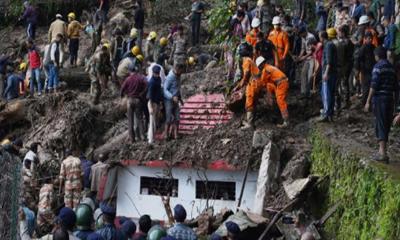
xmin=196 ymin=181 xmax=236 ymax=201
xmin=140 ymin=177 xmax=179 ymax=197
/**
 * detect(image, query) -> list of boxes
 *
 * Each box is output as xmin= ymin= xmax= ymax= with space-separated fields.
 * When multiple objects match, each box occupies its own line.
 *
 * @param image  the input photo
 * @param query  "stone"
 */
xmin=252 ymin=130 xmax=274 ymax=148
xmin=281 ymin=154 xmax=310 ymax=181
xmin=221 ymin=138 xmax=231 ymax=145
xmin=283 ymin=177 xmax=312 ymax=200
xmin=253 ymin=141 xmax=280 ymax=215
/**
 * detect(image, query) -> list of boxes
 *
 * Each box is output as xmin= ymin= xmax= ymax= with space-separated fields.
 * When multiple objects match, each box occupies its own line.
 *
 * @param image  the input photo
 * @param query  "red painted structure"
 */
xmin=178 ymin=94 xmax=233 ymax=134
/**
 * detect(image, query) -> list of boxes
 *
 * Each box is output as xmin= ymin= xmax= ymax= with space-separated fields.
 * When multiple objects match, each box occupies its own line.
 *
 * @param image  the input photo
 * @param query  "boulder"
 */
xmin=281 ymin=154 xmax=310 ymax=181
xmin=252 ymin=130 xmax=274 ymax=148
xmin=283 ymin=177 xmax=312 ymax=200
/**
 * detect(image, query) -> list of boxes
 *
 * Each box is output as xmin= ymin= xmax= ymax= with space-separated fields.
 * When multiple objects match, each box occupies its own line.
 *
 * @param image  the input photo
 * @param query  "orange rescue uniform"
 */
xmin=268 ymin=29 xmax=289 ymax=69
xmin=246 ymin=29 xmax=259 ymax=48
xmin=363 ymin=27 xmax=379 ymax=47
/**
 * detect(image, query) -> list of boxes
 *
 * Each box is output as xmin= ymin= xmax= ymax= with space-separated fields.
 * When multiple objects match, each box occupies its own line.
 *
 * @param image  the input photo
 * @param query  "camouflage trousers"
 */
xmin=64 ymin=188 xmax=81 ymax=209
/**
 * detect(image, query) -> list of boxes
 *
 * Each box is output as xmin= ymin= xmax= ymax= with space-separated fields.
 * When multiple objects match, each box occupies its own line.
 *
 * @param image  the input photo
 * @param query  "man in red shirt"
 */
xmin=121 ymin=72 xmax=148 ymax=142
xmin=27 ymin=39 xmax=42 ymax=96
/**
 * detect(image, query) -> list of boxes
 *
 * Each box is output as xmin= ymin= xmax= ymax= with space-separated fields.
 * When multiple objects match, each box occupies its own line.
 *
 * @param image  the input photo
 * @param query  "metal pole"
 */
xmin=236 ymin=157 xmax=251 ymax=210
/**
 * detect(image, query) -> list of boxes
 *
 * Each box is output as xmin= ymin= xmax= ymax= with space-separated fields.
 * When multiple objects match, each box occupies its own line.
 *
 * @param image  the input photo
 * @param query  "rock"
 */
xmin=281 ymin=154 xmax=310 ymax=181
xmin=252 ymin=130 xmax=274 ymax=148
xmin=204 ymin=60 xmax=218 ymax=71
xmin=253 ymin=141 xmax=280 ymax=215
xmin=221 ymin=138 xmax=231 ymax=145
xmin=283 ymin=177 xmax=312 ymax=200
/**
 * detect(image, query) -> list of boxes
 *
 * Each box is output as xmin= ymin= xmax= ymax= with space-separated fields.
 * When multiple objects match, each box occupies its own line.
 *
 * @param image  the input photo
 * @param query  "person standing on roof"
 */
xmin=163 ymin=64 xmax=184 ymax=140
xmin=186 ymin=0 xmax=205 ymax=46
xmin=121 ymin=70 xmax=148 ymax=142
xmin=133 ymin=1 xmax=145 ymax=49
xmin=246 ymin=18 xmax=261 ymax=47
xmin=67 ymin=12 xmax=83 ymax=68
xmin=19 ymin=1 xmax=38 ymax=40
xmin=147 ymin=65 xmax=163 ymax=144
xmin=268 ymin=16 xmax=290 ymax=71
xmin=59 ymin=150 xmax=83 ymax=210
xmin=26 ymin=38 xmax=42 ymax=97
xmin=48 ymin=14 xmax=67 ymax=68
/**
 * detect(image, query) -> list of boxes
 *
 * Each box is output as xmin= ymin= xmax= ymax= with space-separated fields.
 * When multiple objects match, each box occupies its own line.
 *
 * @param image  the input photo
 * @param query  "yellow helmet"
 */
xmin=102 ymin=43 xmax=111 ymax=50
xmin=327 ymin=28 xmax=337 ymax=39
xmin=136 ymin=55 xmax=144 ymax=62
xmin=131 ymin=46 xmax=141 ymax=56
xmin=19 ymin=62 xmax=28 ymax=71
xmin=188 ymin=56 xmax=195 ymax=65
xmin=160 ymin=37 xmax=168 ymax=47
xmin=68 ymin=12 xmax=76 ymax=20
xmin=130 ymin=28 xmax=138 ymax=38
xmin=147 ymin=31 xmax=157 ymax=41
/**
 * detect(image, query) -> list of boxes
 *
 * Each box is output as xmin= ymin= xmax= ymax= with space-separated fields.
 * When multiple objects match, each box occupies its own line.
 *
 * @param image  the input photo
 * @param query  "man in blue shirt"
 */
xmin=163 ymin=64 xmax=184 ymax=140
xmin=349 ymin=0 xmax=366 ymax=20
xmin=167 ymin=204 xmax=197 ymax=240
xmin=319 ymin=29 xmax=338 ymax=122
xmin=364 ymin=46 xmax=399 ymax=163
xmin=3 ymin=67 xmax=24 ymax=101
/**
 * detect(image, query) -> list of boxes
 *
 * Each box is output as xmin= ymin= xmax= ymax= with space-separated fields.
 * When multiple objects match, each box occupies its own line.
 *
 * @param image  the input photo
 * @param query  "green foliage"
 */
xmin=207 ymin=0 xmax=232 ymax=44
xmin=311 ymin=132 xmax=400 ymax=239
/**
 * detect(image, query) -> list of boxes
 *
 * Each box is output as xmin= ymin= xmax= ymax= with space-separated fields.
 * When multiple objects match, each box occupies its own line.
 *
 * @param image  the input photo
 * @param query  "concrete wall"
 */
xmin=116 ymin=166 xmax=258 ymax=221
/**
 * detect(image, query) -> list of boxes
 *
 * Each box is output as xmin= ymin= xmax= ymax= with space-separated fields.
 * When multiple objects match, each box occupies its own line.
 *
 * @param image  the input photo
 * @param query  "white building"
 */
xmin=116 ymin=160 xmax=258 ymax=221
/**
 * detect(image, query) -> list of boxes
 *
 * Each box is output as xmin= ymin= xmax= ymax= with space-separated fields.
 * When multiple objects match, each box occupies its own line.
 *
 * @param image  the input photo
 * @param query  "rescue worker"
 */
xmin=167 ymin=204 xmax=197 ymax=240
xmin=87 ymin=43 xmax=112 ymax=104
xmin=96 ymin=202 xmax=124 ymax=240
xmin=121 ymin=70 xmax=148 ymax=142
xmin=170 ymin=25 xmax=188 ymax=67
xmin=163 ymin=64 xmax=185 ymax=140
xmin=364 ymin=47 xmax=399 ymax=162
xmin=268 ymin=16 xmax=290 ymax=70
xmin=246 ymin=18 xmax=261 ymax=47
xmin=147 ymin=65 xmax=163 ymax=144
xmin=111 ymin=28 xmax=125 ymax=71
xmin=133 ymin=1 xmax=145 ymax=49
xmin=74 ymin=201 xmax=95 ymax=239
xmin=116 ymin=48 xmax=140 ymax=84
xmin=59 ymin=150 xmax=83 ymax=210
xmin=21 ymin=156 xmax=37 ymax=210
xmin=124 ymin=28 xmax=138 ymax=56
xmin=154 ymin=37 xmax=169 ymax=67
xmin=26 ymin=39 xmax=42 ymax=97
xmin=187 ymin=0 xmax=205 ymax=46
xmin=19 ymin=1 xmax=38 ymax=40
xmin=255 ymin=31 xmax=278 ymax=65
xmin=36 ymin=179 xmax=55 ymax=236
xmin=254 ymin=0 xmax=275 ymax=35
xmin=225 ymin=221 xmax=241 ymax=240
xmin=67 ymin=12 xmax=83 ymax=67
xmin=48 ymin=14 xmax=67 ymax=67
xmin=145 ymin=31 xmax=157 ymax=63
xmin=358 ymin=15 xmax=379 ymax=47
xmin=319 ymin=30 xmax=338 ymax=122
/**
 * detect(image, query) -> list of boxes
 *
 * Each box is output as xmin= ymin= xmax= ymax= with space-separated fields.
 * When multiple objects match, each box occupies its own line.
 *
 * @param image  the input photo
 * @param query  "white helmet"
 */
xmin=256 ymin=56 xmax=266 ymax=67
xmin=272 ymin=16 xmax=281 ymax=25
xmin=251 ymin=18 xmax=261 ymax=28
xmin=358 ymin=15 xmax=370 ymax=25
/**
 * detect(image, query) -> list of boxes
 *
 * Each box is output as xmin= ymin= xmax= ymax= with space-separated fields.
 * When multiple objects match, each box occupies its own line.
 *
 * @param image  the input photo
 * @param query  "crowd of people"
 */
xmin=2 ymin=0 xmax=400 ymax=239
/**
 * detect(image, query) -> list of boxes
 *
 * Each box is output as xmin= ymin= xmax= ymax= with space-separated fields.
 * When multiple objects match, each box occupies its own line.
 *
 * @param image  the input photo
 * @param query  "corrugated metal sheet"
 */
xmin=179 ymin=94 xmax=233 ymax=134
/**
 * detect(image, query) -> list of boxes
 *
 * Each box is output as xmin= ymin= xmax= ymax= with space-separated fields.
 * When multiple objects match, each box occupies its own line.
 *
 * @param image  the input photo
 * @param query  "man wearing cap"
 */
xmin=67 ymin=12 xmax=83 ymax=68
xmin=319 ymin=30 xmax=338 ymax=122
xmin=246 ymin=18 xmax=261 ymax=47
xmin=358 ymin=15 xmax=378 ymax=47
xmin=147 ymin=65 xmax=163 ymax=144
xmin=268 ymin=16 xmax=290 ymax=70
xmin=19 ymin=1 xmax=38 ymax=40
xmin=59 ymin=151 xmax=83 ymax=210
xmin=46 ymin=207 xmax=80 ymax=240
xmin=167 ymin=204 xmax=197 ymax=240
xmin=96 ymin=202 xmax=124 ymax=240
xmin=124 ymin=28 xmax=138 ymax=56
xmin=48 ymin=14 xmax=67 ymax=67
xmin=225 ymin=221 xmax=241 ymax=240
xmin=120 ymin=218 xmax=137 ymax=239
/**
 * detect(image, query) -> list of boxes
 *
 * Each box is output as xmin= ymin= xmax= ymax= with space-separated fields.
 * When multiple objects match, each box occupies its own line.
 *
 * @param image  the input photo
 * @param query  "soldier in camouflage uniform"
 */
xmin=36 ymin=182 xmax=55 ymax=235
xmin=87 ymin=44 xmax=112 ymax=104
xmin=59 ymin=151 xmax=83 ymax=210
xmin=170 ymin=26 xmax=188 ymax=67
